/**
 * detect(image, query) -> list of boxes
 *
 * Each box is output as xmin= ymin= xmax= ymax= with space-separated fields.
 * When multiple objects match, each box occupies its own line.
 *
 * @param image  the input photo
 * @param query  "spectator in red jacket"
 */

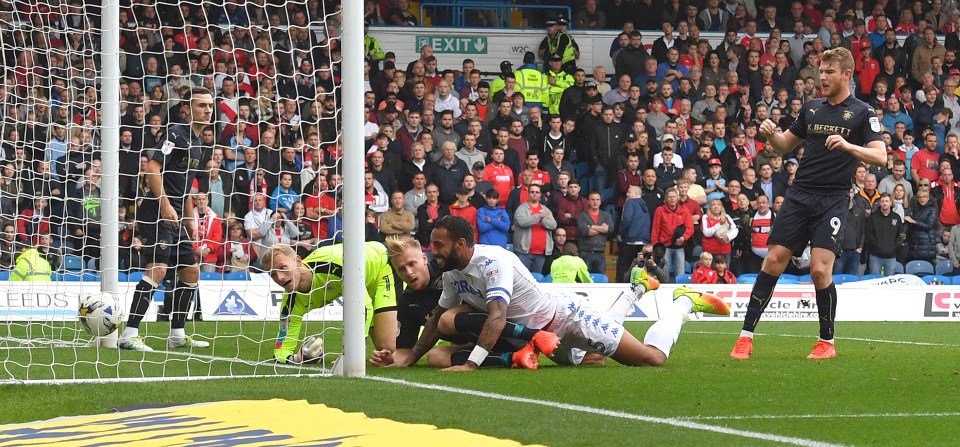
xmin=651 ymin=188 xmax=694 ymax=279
xmin=193 ymin=193 xmax=224 ymax=272
xmin=691 ymin=252 xmax=717 ymax=284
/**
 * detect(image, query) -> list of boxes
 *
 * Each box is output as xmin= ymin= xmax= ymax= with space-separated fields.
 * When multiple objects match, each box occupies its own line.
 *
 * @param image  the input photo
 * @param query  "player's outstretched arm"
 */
xmin=442 ymin=300 xmax=507 ymax=372
xmin=758 ymin=119 xmax=801 ymax=154
xmin=394 ymin=306 xmax=446 ymax=367
xmin=826 ymin=137 xmax=887 ymax=166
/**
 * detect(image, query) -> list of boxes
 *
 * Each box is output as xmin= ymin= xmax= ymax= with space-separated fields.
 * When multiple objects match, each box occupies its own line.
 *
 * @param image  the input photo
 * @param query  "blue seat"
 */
xmin=62 ymin=255 xmax=83 ymax=272
xmin=691 ymin=246 xmax=703 ymax=260
xmin=530 ymin=272 xmax=544 ymax=282
xmin=542 ymin=274 xmax=553 ymax=283
xmin=778 ymin=278 xmax=801 ymax=284
xmin=952 ymin=276 xmax=960 ymax=286
xmin=892 ymin=262 xmax=905 ymax=275
xmin=859 ymin=274 xmax=881 ymax=281
xmin=905 ymin=260 xmax=934 ymax=276
xmin=200 ymin=271 xmax=224 ymax=281
xmin=675 ymin=274 xmax=692 ymax=284
xmin=118 ymin=272 xmax=128 ymax=282
xmin=922 ymin=275 xmax=950 ymax=285
xmin=683 ymin=261 xmax=691 ymax=274
xmin=0 ymin=270 xmax=9 ymax=280
xmin=780 ymin=274 xmax=799 ymax=282
xmin=936 ymin=260 xmax=954 ymax=275
xmin=833 ymin=274 xmax=859 ymax=284
xmin=128 ymin=271 xmax=145 ymax=283
xmin=590 ymin=273 xmax=609 ymax=283
xmin=798 ymin=274 xmax=812 ymax=283
xmin=224 ymin=271 xmax=250 ymax=281
xmin=738 ymin=273 xmax=758 ymax=283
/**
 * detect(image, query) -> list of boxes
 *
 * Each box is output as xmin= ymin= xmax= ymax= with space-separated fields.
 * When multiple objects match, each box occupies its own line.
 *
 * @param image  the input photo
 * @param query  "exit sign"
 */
xmin=415 ymin=35 xmax=487 ymax=54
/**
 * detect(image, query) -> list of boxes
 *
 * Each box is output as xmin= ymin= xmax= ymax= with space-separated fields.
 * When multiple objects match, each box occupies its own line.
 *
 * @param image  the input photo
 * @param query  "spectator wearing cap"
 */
xmin=654 ymin=131 xmax=682 ymax=168
xmin=704 ymin=157 xmax=728 ymax=203
xmin=490 ymin=60 xmax=514 ymax=96
xmin=515 ymin=52 xmax=546 ymax=108
xmin=555 ymin=15 xmax=581 ymax=71
xmin=544 ymin=53 xmax=574 ymax=116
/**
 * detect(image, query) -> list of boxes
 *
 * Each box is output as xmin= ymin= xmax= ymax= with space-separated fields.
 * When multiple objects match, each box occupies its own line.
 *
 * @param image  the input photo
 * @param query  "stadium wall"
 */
xmin=368 ymin=27 xmax=930 ymax=76
xmin=3 ymin=281 xmax=959 ymax=323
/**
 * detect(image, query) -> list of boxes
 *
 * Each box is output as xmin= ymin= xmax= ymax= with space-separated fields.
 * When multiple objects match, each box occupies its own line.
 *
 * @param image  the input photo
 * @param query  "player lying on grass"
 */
xmin=261 ymin=243 xmax=398 ymax=364
xmin=371 ymin=236 xmax=557 ymax=369
xmin=381 ymin=215 xmax=730 ymax=371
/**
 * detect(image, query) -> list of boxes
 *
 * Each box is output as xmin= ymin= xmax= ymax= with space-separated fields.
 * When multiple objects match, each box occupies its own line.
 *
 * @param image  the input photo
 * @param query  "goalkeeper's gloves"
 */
xmin=288 ymin=335 xmax=324 ymax=364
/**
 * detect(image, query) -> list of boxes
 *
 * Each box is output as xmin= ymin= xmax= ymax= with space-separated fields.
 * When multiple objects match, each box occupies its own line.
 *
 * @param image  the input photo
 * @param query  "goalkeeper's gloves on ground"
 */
xmin=288 ymin=335 xmax=324 ymax=364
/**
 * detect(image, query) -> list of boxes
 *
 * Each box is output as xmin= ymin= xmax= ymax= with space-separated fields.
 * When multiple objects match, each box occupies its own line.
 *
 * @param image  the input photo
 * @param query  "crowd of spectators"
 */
xmin=7 ymin=0 xmax=960 ymax=283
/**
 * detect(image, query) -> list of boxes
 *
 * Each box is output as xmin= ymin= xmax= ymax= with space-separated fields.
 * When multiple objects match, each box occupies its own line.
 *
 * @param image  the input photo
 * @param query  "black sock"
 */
xmin=125 ymin=280 xmax=155 ymax=329
xmin=170 ymin=281 xmax=195 ymax=330
xmin=742 ymin=271 xmax=780 ymax=333
xmin=815 ymin=283 xmax=838 ymax=341
xmin=450 ymin=349 xmax=512 ymax=368
xmin=453 ymin=312 xmax=539 ymax=340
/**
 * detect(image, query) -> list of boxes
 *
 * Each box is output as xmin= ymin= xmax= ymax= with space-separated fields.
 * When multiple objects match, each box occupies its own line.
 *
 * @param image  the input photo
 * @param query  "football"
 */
xmin=78 ymin=293 xmax=121 ymax=337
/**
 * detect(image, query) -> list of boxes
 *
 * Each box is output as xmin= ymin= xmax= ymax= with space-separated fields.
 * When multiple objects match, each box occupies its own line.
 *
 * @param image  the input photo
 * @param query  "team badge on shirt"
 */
xmin=842 ymin=111 xmax=854 ymax=121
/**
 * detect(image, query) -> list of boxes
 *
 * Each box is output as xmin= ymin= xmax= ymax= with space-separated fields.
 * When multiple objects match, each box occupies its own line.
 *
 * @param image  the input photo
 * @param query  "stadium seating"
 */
xmin=798 ymin=274 xmax=812 ymax=283
xmin=737 ymin=273 xmax=758 ymax=284
xmin=589 ymin=273 xmax=608 ymax=283
xmin=859 ymin=274 xmax=881 ymax=281
xmin=530 ymin=272 xmax=544 ymax=282
xmin=906 ymin=260 xmax=935 ymax=276
xmin=541 ymin=274 xmax=553 ymax=283
xmin=780 ymin=274 xmax=799 ymax=282
xmin=200 ymin=272 xmax=225 ymax=281
xmin=0 ymin=271 xmax=9 ymax=281
xmin=833 ymin=274 xmax=859 ymax=284
xmin=674 ymin=274 xmax=692 ymax=284
xmin=922 ymin=275 xmax=951 ymax=285
xmin=54 ymin=272 xmax=100 ymax=282
xmin=936 ymin=260 xmax=954 ymax=275
xmin=952 ymin=276 xmax=960 ymax=286
xmin=224 ymin=271 xmax=251 ymax=281
xmin=62 ymin=255 xmax=84 ymax=272
xmin=892 ymin=262 xmax=905 ymax=274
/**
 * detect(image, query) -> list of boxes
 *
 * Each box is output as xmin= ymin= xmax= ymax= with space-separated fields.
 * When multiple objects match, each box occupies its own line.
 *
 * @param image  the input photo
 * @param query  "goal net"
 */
xmin=0 ymin=0 xmax=362 ymax=383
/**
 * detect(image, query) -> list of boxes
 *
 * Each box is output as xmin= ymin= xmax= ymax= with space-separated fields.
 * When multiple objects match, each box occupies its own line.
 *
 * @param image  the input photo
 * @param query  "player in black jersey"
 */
xmin=120 ymin=87 xmax=215 ymax=351
xmin=730 ymin=48 xmax=887 ymax=360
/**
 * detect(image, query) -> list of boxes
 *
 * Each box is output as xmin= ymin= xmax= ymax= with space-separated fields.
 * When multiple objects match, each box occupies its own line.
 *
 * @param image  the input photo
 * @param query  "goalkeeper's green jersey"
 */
xmin=274 ymin=242 xmax=397 ymax=363
xmin=549 ymin=255 xmax=593 ymax=283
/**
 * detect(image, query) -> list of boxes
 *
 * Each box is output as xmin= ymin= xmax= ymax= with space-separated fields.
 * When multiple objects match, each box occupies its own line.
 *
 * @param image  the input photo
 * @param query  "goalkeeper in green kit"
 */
xmin=549 ymin=243 xmax=593 ymax=283
xmin=261 ymin=243 xmax=399 ymax=364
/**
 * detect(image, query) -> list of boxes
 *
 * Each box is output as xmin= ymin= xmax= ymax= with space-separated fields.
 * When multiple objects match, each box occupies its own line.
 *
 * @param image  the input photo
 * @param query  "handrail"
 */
xmin=418 ymin=1 xmax=572 ymax=29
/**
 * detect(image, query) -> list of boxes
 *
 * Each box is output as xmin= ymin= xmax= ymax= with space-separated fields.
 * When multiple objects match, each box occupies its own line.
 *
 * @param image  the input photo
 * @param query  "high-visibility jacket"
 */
xmin=11 ymin=248 xmax=52 ymax=282
xmin=514 ymin=67 xmax=546 ymax=106
xmin=364 ymin=35 xmax=385 ymax=60
xmin=546 ymin=32 xmax=577 ymax=65
xmin=544 ymin=70 xmax=574 ymax=115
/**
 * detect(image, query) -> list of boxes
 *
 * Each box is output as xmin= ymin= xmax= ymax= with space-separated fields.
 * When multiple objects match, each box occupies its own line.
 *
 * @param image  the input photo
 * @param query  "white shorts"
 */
xmin=546 ymin=292 xmax=626 ymax=366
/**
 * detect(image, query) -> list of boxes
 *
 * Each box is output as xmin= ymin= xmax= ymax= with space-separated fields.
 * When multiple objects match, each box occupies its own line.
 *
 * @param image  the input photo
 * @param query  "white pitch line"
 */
xmin=686 ymin=330 xmax=960 ymax=347
xmin=677 ymin=412 xmax=960 ymax=421
xmin=367 ymin=376 xmax=847 ymax=447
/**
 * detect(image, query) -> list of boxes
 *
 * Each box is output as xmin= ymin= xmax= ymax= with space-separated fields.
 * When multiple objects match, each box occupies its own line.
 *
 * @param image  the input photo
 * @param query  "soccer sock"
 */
xmin=170 ymin=281 xmax=197 ymax=331
xmin=122 ymin=278 xmax=157 ymax=338
xmin=453 ymin=312 xmax=538 ymax=340
xmin=643 ymin=313 xmax=683 ymax=358
xmin=815 ymin=283 xmax=838 ymax=342
xmin=674 ymin=296 xmax=694 ymax=314
xmin=742 ymin=271 xmax=779 ymax=333
xmin=450 ymin=349 xmax=511 ymax=368
xmin=606 ymin=290 xmax=638 ymax=324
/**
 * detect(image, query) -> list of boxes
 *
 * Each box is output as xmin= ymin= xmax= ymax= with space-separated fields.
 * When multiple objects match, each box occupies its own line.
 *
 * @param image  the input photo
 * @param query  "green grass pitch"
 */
xmin=2 ymin=321 xmax=960 ymax=446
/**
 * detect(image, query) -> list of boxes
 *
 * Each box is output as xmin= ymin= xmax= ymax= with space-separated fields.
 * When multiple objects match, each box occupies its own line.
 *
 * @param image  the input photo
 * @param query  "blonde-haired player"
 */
xmin=731 ymin=47 xmax=886 ymax=360
xmin=262 ymin=243 xmax=398 ymax=364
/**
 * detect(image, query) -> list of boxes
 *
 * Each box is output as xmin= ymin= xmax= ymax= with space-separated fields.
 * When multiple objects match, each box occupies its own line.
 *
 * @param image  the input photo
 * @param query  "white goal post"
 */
xmin=0 ymin=0 xmax=365 ymax=383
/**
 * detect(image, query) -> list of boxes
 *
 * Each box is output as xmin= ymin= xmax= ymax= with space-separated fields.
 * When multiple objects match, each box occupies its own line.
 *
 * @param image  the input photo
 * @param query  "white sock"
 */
xmin=120 ymin=327 xmax=138 ymax=340
xmin=674 ymin=296 xmax=693 ymax=314
xmin=740 ymin=330 xmax=755 ymax=339
xmin=170 ymin=328 xmax=186 ymax=339
xmin=643 ymin=313 xmax=683 ymax=358
xmin=605 ymin=291 xmax=636 ymax=324
xmin=819 ymin=338 xmax=834 ymax=345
